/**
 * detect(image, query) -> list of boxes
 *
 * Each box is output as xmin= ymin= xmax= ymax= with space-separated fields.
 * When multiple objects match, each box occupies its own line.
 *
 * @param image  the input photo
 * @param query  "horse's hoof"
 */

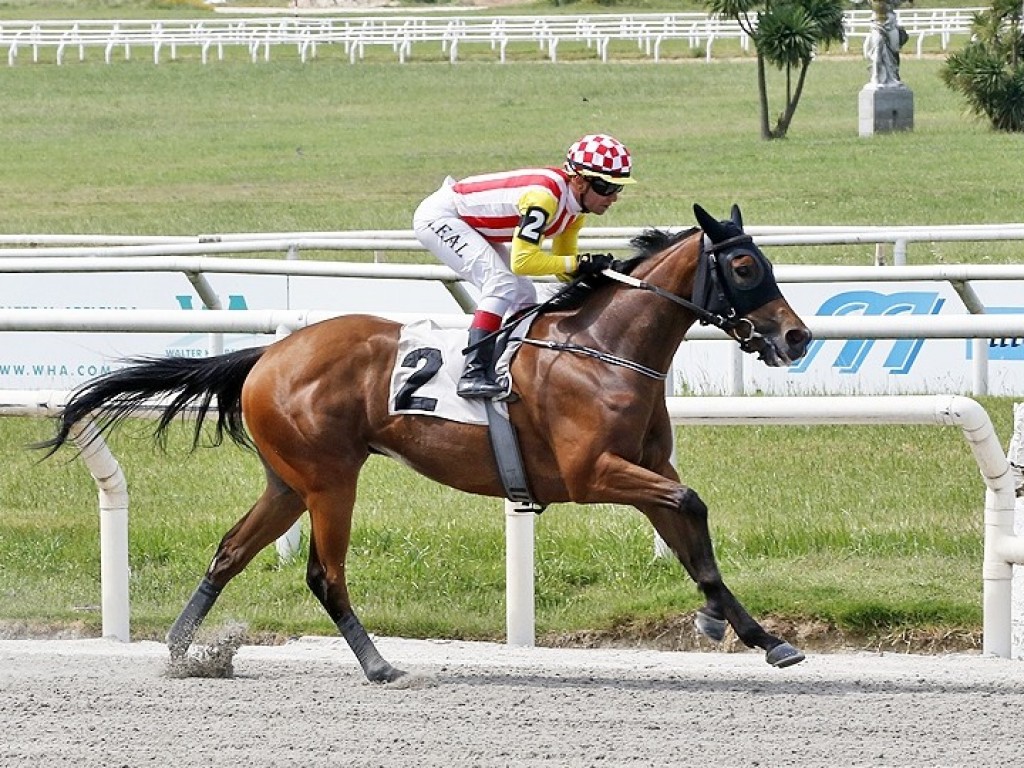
xmin=366 ymin=663 xmax=408 ymax=684
xmin=694 ymin=610 xmax=728 ymax=643
xmin=766 ymin=642 xmax=805 ymax=668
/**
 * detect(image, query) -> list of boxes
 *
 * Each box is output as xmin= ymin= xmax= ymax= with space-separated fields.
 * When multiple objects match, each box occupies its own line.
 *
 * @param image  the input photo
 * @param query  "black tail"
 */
xmin=35 ymin=346 xmax=267 ymax=459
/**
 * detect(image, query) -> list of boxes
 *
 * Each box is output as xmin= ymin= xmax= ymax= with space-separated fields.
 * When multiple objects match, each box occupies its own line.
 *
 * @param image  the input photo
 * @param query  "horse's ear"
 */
xmin=693 ymin=203 xmax=725 ymax=243
xmin=730 ymin=204 xmax=743 ymax=230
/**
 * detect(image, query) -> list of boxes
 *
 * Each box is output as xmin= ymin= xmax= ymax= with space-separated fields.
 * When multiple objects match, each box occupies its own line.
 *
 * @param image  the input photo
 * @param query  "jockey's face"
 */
xmin=571 ymin=174 xmax=621 ymax=215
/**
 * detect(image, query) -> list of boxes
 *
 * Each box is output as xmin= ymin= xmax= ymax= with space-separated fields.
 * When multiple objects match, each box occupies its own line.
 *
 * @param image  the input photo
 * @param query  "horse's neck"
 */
xmin=576 ymin=240 xmax=700 ymax=372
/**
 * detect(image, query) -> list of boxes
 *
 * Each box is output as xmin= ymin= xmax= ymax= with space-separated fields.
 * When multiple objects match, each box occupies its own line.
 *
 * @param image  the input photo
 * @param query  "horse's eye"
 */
xmin=734 ymin=264 xmax=752 ymax=279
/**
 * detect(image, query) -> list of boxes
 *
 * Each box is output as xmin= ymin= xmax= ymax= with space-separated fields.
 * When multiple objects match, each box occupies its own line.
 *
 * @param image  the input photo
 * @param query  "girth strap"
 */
xmin=484 ymin=399 xmax=544 ymax=510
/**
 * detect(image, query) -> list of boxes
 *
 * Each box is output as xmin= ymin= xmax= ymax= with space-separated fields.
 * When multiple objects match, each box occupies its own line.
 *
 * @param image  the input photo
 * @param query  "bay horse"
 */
xmin=39 ymin=203 xmax=813 ymax=682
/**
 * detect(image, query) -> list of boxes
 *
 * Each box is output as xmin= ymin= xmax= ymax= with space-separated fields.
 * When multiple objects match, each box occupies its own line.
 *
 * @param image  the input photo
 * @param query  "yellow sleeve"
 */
xmin=550 ymin=215 xmax=585 ymax=259
xmin=509 ymin=189 xmax=579 ymax=278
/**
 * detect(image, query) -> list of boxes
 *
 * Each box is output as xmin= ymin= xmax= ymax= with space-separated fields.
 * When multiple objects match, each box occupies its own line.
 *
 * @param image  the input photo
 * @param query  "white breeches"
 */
xmin=413 ymin=179 xmax=540 ymax=318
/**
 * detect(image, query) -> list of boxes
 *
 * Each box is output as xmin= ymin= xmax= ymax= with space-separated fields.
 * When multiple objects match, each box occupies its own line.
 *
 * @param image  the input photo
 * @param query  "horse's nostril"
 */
xmin=786 ymin=327 xmax=812 ymax=357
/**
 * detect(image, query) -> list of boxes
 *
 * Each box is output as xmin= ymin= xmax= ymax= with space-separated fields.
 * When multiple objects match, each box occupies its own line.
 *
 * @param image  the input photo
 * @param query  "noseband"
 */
xmin=603 ymin=233 xmax=781 ymax=355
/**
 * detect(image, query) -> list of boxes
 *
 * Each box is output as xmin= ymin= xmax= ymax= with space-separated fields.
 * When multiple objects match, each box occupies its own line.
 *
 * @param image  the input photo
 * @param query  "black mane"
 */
xmin=630 ymin=226 xmax=698 ymax=260
xmin=537 ymin=226 xmax=699 ymax=315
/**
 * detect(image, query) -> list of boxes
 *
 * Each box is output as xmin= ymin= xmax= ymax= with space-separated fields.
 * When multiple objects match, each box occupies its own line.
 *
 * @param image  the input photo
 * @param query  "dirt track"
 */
xmin=1 ymin=636 xmax=1022 ymax=767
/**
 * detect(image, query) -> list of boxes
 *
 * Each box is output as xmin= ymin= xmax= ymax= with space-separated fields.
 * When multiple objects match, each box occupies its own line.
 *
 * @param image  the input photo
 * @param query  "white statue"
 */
xmin=863 ymin=0 xmax=907 ymax=86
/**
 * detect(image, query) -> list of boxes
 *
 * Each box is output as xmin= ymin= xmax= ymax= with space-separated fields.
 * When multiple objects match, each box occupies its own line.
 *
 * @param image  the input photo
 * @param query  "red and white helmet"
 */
xmin=564 ymin=133 xmax=636 ymax=184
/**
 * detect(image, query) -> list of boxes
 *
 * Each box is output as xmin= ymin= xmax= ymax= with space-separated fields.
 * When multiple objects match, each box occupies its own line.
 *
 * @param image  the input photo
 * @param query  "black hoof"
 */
xmin=766 ymin=642 xmax=805 ymax=668
xmin=167 ymin=642 xmax=187 ymax=662
xmin=366 ymin=663 xmax=408 ymax=684
xmin=694 ymin=610 xmax=728 ymax=642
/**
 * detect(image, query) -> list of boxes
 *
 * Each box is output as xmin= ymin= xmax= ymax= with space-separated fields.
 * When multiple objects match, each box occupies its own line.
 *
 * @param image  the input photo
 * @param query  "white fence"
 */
xmin=0 ymin=8 xmax=983 ymax=66
xmin=4 ymin=221 xmax=1024 ymax=396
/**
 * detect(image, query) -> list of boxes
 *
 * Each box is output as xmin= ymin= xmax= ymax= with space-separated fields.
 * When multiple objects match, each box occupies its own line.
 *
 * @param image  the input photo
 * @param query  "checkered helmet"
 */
xmin=564 ymin=134 xmax=636 ymax=184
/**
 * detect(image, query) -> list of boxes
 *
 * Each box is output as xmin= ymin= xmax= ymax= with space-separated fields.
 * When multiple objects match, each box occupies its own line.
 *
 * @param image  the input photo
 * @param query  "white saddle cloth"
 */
xmin=388 ymin=319 xmax=530 ymax=425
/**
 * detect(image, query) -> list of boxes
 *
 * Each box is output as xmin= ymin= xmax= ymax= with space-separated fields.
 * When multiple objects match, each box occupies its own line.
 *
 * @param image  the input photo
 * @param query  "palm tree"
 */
xmin=707 ymin=0 xmax=846 ymax=139
xmin=941 ymin=0 xmax=1024 ymax=132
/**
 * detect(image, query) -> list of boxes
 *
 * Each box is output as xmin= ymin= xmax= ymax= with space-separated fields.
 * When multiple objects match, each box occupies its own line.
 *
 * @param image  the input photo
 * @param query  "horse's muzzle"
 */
xmin=754 ymin=325 xmax=812 ymax=367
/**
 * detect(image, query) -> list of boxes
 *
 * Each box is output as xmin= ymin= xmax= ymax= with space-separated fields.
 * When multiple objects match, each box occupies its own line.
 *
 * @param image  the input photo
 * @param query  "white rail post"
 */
xmin=949 ymin=279 xmax=989 ymax=397
xmin=185 ymin=271 xmax=224 ymax=356
xmin=1009 ymin=402 xmax=1024 ymax=659
xmin=728 ymin=343 xmax=744 ymax=395
xmin=893 ymin=237 xmax=908 ymax=266
xmin=505 ymin=499 xmax=536 ymax=647
xmin=71 ymin=419 xmax=130 ymax=642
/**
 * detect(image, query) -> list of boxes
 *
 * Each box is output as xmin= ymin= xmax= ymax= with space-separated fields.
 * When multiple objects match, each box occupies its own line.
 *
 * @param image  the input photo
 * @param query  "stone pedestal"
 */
xmin=858 ymin=83 xmax=914 ymax=137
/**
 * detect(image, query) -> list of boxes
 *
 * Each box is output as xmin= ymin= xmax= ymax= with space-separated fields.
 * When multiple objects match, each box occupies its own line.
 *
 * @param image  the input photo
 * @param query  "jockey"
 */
xmin=413 ymin=133 xmax=636 ymax=399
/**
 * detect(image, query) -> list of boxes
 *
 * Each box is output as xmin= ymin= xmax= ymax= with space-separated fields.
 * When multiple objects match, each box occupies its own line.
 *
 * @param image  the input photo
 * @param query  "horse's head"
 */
xmin=691 ymin=203 xmax=811 ymax=367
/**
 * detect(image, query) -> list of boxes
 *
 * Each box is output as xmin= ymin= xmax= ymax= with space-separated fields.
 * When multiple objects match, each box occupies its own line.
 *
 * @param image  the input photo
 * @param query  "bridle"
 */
xmin=601 ymin=232 xmax=782 ymax=356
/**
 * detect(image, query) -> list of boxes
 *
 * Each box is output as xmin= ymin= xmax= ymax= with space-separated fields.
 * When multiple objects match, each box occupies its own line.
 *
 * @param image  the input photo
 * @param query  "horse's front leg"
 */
xmin=567 ymin=453 xmax=804 ymax=668
xmin=648 ymin=486 xmax=804 ymax=668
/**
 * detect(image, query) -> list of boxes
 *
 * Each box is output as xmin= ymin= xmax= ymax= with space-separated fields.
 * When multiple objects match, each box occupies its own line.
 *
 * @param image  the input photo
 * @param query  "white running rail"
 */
xmin=1 ymin=9 xmax=983 ymax=66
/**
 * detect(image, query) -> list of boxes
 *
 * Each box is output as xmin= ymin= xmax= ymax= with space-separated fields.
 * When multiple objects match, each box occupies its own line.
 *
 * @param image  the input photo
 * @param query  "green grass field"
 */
xmin=0 ymin=6 xmax=1021 ymax=651
xmin=2 ymin=53 xmax=1020 ymax=263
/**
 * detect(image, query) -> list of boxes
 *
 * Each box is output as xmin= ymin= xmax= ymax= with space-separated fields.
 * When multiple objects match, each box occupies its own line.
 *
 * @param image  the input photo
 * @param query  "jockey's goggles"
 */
xmin=587 ymin=176 xmax=625 ymax=196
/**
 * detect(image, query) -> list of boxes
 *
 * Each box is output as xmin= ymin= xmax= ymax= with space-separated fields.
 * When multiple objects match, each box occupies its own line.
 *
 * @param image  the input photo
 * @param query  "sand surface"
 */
xmin=1 ymin=636 xmax=1021 ymax=767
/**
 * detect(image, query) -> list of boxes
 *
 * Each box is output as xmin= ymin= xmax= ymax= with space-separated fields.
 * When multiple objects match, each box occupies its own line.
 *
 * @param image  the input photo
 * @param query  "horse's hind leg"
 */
xmin=303 ymin=479 xmax=405 ymax=684
xmin=167 ymin=466 xmax=305 ymax=659
xmin=307 ymin=532 xmax=404 ymax=683
xmin=642 ymin=488 xmax=804 ymax=668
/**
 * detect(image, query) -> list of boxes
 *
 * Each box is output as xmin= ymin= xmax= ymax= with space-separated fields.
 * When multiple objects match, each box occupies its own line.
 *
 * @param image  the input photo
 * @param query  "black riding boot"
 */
xmin=457 ymin=328 xmax=505 ymax=399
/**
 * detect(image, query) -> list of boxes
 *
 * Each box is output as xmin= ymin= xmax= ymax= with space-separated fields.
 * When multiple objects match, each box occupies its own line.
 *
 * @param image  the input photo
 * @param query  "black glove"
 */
xmin=575 ymin=252 xmax=617 ymax=276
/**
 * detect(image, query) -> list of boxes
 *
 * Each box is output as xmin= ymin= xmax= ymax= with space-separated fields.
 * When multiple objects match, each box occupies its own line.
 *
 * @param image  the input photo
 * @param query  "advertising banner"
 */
xmin=0 ymin=272 xmax=460 ymax=390
xmin=674 ymin=281 xmax=1024 ymax=395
